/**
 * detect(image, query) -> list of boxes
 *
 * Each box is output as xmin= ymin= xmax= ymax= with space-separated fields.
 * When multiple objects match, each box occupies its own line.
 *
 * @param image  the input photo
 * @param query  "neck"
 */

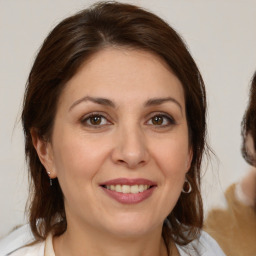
xmin=53 ymin=220 xmax=170 ymax=256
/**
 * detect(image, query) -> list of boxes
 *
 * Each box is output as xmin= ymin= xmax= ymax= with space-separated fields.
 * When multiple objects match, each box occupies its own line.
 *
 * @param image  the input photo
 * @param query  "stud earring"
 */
xmin=182 ymin=177 xmax=192 ymax=193
xmin=47 ymin=171 xmax=52 ymax=186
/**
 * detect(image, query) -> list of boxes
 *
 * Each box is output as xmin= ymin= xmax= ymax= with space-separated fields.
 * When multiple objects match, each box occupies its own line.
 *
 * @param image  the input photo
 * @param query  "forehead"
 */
xmin=59 ymin=47 xmax=185 ymax=108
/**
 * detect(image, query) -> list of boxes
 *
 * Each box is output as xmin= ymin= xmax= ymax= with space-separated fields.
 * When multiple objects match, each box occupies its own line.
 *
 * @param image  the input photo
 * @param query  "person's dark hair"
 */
xmin=242 ymin=72 xmax=256 ymax=166
xmin=241 ymin=71 xmax=256 ymax=211
xmin=22 ymin=1 xmax=207 ymax=252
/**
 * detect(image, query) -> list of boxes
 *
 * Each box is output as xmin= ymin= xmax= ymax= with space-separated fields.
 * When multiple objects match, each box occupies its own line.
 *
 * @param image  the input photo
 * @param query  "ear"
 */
xmin=30 ymin=128 xmax=57 ymax=179
xmin=245 ymin=132 xmax=256 ymax=156
xmin=186 ymin=147 xmax=193 ymax=171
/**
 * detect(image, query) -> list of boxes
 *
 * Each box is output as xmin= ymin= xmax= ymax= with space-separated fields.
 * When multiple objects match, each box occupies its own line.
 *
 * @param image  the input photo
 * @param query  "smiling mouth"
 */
xmin=100 ymin=179 xmax=157 ymax=204
xmin=101 ymin=184 xmax=153 ymax=194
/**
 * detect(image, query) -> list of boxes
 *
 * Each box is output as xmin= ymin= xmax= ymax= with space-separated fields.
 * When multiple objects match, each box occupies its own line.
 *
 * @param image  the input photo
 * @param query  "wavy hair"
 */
xmin=242 ymin=72 xmax=256 ymax=166
xmin=241 ymin=72 xmax=256 ymax=211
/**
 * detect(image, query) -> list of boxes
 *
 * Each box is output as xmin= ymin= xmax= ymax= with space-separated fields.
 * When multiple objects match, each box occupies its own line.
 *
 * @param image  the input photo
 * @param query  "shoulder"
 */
xmin=0 ymin=224 xmax=41 ymax=256
xmin=196 ymin=231 xmax=226 ymax=255
xmin=205 ymin=182 xmax=255 ymax=235
xmin=7 ymin=242 xmax=45 ymax=256
xmin=204 ymin=182 xmax=256 ymax=255
xmin=177 ymin=231 xmax=226 ymax=256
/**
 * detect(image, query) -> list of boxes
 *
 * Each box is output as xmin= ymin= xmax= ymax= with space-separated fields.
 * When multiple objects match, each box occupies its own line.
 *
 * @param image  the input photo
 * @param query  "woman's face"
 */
xmin=38 ymin=48 xmax=192 ymax=238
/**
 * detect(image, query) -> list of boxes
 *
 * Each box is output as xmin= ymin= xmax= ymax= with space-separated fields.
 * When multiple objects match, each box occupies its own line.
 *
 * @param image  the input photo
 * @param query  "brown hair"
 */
xmin=241 ymin=71 xmax=256 ymax=211
xmin=22 ymin=1 xmax=207 ymax=252
xmin=242 ymin=72 xmax=256 ymax=166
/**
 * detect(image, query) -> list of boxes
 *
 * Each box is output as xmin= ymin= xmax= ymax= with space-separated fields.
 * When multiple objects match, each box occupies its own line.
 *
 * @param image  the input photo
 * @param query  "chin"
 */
xmin=102 ymin=213 xmax=162 ymax=238
xmin=108 ymin=226 xmax=155 ymax=239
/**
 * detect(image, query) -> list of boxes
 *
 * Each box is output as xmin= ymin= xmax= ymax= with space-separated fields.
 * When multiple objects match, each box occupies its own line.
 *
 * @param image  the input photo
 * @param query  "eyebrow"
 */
xmin=69 ymin=96 xmax=116 ymax=111
xmin=145 ymin=97 xmax=182 ymax=111
xmin=69 ymin=96 xmax=182 ymax=112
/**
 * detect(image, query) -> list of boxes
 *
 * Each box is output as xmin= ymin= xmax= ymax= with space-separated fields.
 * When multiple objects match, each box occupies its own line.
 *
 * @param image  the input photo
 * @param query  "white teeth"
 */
xmin=130 ymin=185 xmax=138 ymax=194
xmin=138 ymin=185 xmax=144 ymax=192
xmin=116 ymin=185 xmax=122 ymax=192
xmin=122 ymin=185 xmax=130 ymax=193
xmin=105 ymin=184 xmax=150 ymax=194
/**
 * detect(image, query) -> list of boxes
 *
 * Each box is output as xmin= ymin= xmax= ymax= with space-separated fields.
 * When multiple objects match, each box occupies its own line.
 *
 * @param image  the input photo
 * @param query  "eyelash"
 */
xmin=80 ymin=112 xmax=176 ymax=128
xmin=80 ymin=112 xmax=111 ymax=128
xmin=146 ymin=113 xmax=176 ymax=127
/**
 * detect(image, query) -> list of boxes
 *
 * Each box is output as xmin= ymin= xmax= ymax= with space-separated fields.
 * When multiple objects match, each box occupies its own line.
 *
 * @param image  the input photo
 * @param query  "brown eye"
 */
xmin=81 ymin=114 xmax=110 ymax=127
xmin=152 ymin=116 xmax=163 ymax=125
xmin=90 ymin=116 xmax=102 ymax=125
xmin=147 ymin=114 xmax=176 ymax=127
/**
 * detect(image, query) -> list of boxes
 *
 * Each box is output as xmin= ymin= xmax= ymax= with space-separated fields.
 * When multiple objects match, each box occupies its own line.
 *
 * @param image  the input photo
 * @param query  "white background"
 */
xmin=0 ymin=0 xmax=256 ymax=237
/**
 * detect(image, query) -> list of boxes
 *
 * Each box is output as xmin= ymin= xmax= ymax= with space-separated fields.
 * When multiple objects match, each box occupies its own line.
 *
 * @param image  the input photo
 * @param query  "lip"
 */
xmin=100 ymin=178 xmax=157 ymax=186
xmin=99 ymin=178 xmax=157 ymax=204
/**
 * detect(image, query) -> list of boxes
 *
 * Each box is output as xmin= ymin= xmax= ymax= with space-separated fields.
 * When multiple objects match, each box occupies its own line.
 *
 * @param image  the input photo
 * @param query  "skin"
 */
xmin=240 ymin=167 xmax=256 ymax=206
xmin=33 ymin=48 xmax=192 ymax=256
xmin=241 ymin=133 xmax=256 ymax=206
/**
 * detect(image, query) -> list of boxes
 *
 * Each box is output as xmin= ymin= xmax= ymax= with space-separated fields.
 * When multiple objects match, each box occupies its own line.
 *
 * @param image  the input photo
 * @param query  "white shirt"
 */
xmin=0 ymin=224 xmax=225 ymax=256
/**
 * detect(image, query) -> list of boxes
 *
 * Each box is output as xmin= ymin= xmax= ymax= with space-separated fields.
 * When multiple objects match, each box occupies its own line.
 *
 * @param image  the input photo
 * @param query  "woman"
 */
xmin=205 ymin=72 xmax=256 ymax=255
xmin=0 ymin=2 xmax=224 ymax=255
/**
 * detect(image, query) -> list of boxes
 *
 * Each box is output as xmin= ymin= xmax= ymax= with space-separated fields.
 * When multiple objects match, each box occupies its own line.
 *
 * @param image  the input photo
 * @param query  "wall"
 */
xmin=0 ymin=0 xmax=256 ymax=237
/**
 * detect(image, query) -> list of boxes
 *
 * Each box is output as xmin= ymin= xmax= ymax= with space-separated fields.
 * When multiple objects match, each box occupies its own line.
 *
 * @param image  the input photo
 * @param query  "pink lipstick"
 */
xmin=100 ymin=178 xmax=157 ymax=204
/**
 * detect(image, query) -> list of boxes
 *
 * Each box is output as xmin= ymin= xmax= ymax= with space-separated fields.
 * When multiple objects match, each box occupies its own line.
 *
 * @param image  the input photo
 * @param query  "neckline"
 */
xmin=44 ymin=233 xmax=186 ymax=256
xmin=44 ymin=233 xmax=55 ymax=256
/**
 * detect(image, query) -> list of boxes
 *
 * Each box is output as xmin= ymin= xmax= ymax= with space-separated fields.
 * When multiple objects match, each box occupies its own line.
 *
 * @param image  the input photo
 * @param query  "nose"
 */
xmin=111 ymin=125 xmax=149 ymax=169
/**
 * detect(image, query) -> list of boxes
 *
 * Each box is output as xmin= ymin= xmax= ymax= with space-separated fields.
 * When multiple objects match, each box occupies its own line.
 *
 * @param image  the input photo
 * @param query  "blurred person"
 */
xmin=205 ymin=72 xmax=256 ymax=255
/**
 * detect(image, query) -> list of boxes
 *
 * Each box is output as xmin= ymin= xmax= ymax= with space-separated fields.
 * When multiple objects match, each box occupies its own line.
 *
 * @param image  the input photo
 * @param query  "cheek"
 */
xmin=51 ymin=138 xmax=105 ymax=210
xmin=52 ymin=132 xmax=111 ymax=184
xmin=149 ymin=139 xmax=189 ymax=218
xmin=151 ymin=137 xmax=190 ymax=176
